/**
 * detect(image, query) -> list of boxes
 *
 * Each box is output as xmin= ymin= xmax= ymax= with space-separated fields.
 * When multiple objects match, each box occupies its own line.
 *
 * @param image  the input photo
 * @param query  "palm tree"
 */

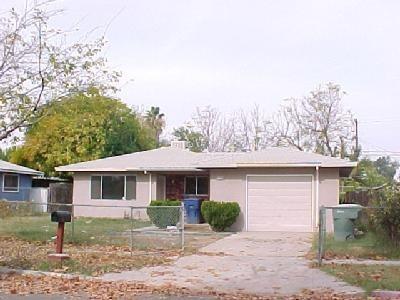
xmin=145 ymin=106 xmax=165 ymax=146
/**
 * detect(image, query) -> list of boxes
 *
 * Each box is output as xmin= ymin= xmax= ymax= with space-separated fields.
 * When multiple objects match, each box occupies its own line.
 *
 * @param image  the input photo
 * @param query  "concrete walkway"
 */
xmin=102 ymin=232 xmax=363 ymax=296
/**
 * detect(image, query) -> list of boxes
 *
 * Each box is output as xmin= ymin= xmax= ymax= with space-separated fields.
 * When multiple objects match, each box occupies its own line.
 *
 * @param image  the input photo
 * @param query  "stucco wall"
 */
xmin=209 ymin=167 xmax=341 ymax=232
xmin=72 ymin=172 xmax=151 ymax=218
xmin=318 ymin=168 xmax=340 ymax=232
xmin=71 ymin=168 xmax=342 ymax=229
xmin=0 ymin=172 xmax=33 ymax=201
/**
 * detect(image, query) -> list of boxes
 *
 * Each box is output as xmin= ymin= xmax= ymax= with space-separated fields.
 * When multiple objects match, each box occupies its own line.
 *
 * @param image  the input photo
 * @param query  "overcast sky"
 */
xmin=4 ymin=0 xmax=400 ymax=157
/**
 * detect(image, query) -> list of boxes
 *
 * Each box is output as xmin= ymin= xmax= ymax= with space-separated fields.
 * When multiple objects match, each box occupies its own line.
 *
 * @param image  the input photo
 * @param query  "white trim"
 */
xmin=315 ymin=166 xmax=320 ymax=227
xmin=100 ymin=176 xmax=103 ymax=199
xmin=149 ymin=173 xmax=152 ymax=203
xmin=245 ymin=174 xmax=314 ymax=232
xmin=2 ymin=173 xmax=20 ymax=193
xmin=123 ymin=176 xmax=127 ymax=201
xmin=160 ymin=175 xmax=166 ymax=200
xmin=238 ymin=163 xmax=321 ymax=167
xmin=245 ymin=174 xmax=249 ymax=230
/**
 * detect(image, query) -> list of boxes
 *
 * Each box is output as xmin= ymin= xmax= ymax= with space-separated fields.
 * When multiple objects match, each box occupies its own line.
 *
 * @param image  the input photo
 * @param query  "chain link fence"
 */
xmin=0 ymin=200 xmax=184 ymax=253
xmin=317 ymin=205 xmax=400 ymax=265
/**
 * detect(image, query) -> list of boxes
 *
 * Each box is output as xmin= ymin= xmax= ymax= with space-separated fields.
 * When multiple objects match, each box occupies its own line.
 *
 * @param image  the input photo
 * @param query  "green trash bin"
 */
xmin=332 ymin=204 xmax=363 ymax=241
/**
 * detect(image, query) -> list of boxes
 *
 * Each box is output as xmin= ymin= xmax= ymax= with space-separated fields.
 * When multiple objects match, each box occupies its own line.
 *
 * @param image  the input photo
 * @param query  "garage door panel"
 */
xmin=249 ymin=203 xmax=311 ymax=211
xmin=249 ymin=220 xmax=311 ymax=230
xmin=250 ymin=223 xmax=310 ymax=232
xmin=248 ymin=182 xmax=311 ymax=190
xmin=247 ymin=195 xmax=311 ymax=202
xmin=248 ymin=210 xmax=311 ymax=219
xmin=248 ymin=189 xmax=310 ymax=197
xmin=248 ymin=176 xmax=311 ymax=183
xmin=247 ymin=175 xmax=312 ymax=232
xmin=248 ymin=197 xmax=311 ymax=208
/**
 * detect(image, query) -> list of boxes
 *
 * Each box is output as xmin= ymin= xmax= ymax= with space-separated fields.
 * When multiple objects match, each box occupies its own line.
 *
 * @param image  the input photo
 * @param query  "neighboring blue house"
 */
xmin=0 ymin=160 xmax=43 ymax=201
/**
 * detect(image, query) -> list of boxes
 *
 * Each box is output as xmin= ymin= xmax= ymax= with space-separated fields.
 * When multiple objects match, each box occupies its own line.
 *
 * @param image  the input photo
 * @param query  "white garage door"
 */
xmin=247 ymin=175 xmax=313 ymax=232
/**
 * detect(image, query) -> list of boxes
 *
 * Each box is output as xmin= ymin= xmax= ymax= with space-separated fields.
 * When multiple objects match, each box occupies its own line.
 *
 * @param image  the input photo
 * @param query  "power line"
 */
xmin=358 ymin=119 xmax=400 ymax=124
xmin=363 ymin=151 xmax=400 ymax=155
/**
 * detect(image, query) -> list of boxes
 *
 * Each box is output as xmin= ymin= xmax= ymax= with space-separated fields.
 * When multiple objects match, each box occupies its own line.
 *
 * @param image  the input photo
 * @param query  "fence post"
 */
xmin=71 ymin=204 xmax=75 ymax=239
xmin=130 ymin=206 xmax=133 ymax=256
xmin=180 ymin=203 xmax=185 ymax=251
xmin=317 ymin=206 xmax=326 ymax=266
xmin=322 ymin=206 xmax=326 ymax=258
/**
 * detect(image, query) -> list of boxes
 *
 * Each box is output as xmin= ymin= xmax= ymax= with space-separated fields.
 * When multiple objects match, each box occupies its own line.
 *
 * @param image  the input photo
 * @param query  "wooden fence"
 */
xmin=341 ymin=190 xmax=377 ymax=206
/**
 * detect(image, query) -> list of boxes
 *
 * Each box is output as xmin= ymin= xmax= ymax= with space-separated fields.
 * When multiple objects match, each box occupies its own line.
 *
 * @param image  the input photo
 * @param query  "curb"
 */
xmin=0 ymin=267 xmax=95 ymax=280
xmin=371 ymin=290 xmax=400 ymax=299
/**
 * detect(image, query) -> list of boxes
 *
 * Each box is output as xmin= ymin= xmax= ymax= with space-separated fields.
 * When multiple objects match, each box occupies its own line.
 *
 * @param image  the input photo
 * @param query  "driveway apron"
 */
xmin=102 ymin=232 xmax=363 ymax=296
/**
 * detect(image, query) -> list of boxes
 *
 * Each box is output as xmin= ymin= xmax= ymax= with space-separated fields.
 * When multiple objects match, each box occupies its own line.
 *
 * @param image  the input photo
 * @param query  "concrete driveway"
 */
xmin=102 ymin=232 xmax=362 ymax=296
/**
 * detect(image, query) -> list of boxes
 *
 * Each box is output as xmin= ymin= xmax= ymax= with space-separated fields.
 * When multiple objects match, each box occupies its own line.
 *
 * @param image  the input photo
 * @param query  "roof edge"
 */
xmin=0 ymin=168 xmax=44 ymax=176
xmin=55 ymin=167 xmax=203 ymax=172
xmin=236 ymin=162 xmax=321 ymax=167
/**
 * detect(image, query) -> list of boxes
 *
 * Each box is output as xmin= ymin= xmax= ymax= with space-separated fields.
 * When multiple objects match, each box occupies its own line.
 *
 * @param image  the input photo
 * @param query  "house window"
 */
xmin=3 ymin=174 xmax=19 ymax=192
xmin=91 ymin=175 xmax=136 ymax=200
xmin=185 ymin=176 xmax=209 ymax=196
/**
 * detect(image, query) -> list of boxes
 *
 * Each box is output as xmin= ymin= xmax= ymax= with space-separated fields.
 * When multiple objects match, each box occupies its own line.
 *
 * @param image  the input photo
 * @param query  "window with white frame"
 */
xmin=184 ymin=176 xmax=209 ymax=195
xmin=3 ymin=174 xmax=19 ymax=192
xmin=90 ymin=175 xmax=136 ymax=200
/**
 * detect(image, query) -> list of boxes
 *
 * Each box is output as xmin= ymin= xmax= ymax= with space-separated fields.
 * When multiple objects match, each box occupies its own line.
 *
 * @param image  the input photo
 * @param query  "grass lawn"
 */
xmin=321 ymin=263 xmax=400 ymax=293
xmin=0 ymin=215 xmax=151 ymax=245
xmin=313 ymin=232 xmax=400 ymax=260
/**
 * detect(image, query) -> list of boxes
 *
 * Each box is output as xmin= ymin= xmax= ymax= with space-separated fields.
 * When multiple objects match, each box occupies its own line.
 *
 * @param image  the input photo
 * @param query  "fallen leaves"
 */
xmin=369 ymin=273 xmax=382 ymax=282
xmin=321 ymin=263 xmax=400 ymax=295
xmin=0 ymin=272 xmax=367 ymax=300
xmin=0 ymin=236 xmax=178 ymax=276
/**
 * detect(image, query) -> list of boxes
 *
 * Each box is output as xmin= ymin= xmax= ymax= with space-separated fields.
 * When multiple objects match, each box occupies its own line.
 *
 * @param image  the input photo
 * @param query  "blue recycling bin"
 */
xmin=183 ymin=198 xmax=203 ymax=224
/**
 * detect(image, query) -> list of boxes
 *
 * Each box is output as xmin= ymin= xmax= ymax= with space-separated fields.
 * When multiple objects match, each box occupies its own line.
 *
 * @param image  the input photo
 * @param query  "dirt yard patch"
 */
xmin=0 ymin=232 xmax=224 ymax=276
xmin=0 ymin=237 xmax=179 ymax=276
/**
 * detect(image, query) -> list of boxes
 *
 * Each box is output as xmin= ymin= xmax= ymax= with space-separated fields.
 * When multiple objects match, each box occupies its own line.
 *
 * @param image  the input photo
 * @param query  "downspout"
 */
xmin=315 ymin=166 xmax=320 ymax=227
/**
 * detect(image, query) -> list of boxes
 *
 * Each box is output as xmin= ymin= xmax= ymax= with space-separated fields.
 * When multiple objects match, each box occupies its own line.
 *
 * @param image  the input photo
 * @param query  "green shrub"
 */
xmin=354 ymin=208 xmax=375 ymax=234
xmin=201 ymin=201 xmax=240 ymax=232
xmin=372 ymin=185 xmax=400 ymax=246
xmin=147 ymin=200 xmax=181 ymax=229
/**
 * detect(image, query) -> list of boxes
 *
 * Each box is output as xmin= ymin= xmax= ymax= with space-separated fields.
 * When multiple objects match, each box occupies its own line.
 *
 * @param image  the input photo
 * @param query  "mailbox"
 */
xmin=51 ymin=211 xmax=71 ymax=223
xmin=49 ymin=210 xmax=71 ymax=260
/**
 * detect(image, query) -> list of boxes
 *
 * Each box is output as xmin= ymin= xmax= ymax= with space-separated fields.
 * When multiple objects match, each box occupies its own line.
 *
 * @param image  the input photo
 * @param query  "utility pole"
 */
xmin=354 ymin=118 xmax=359 ymax=156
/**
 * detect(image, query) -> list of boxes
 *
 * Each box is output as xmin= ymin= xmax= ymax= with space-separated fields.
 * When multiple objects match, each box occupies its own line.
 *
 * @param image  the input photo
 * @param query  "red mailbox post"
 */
xmin=48 ymin=211 xmax=71 ymax=262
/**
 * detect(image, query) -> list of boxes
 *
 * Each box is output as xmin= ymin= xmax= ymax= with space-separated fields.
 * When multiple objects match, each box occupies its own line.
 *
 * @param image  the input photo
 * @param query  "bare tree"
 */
xmin=191 ymin=106 xmax=236 ymax=152
xmin=269 ymin=83 xmax=355 ymax=158
xmin=178 ymin=105 xmax=272 ymax=152
xmin=237 ymin=104 xmax=271 ymax=151
xmin=0 ymin=1 xmax=120 ymax=142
